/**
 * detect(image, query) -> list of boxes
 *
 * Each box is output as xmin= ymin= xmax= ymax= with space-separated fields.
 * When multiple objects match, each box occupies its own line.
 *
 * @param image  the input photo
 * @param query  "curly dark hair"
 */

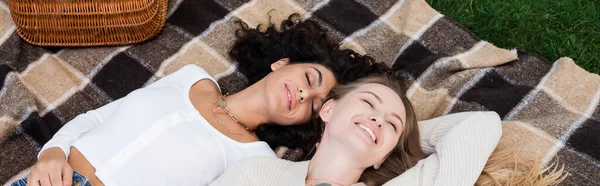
xmin=229 ymin=13 xmax=391 ymax=160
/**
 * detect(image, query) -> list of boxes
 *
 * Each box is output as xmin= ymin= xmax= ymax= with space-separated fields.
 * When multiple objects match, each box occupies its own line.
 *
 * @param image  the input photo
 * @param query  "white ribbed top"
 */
xmin=210 ymin=111 xmax=502 ymax=186
xmin=40 ymin=65 xmax=276 ymax=186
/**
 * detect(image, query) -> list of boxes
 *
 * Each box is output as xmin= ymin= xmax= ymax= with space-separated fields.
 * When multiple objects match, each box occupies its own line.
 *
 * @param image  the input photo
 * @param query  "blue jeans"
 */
xmin=11 ymin=170 xmax=92 ymax=186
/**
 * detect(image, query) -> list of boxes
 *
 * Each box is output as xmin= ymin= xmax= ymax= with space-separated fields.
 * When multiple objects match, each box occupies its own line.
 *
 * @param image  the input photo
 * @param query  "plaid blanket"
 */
xmin=1 ymin=0 xmax=599 ymax=185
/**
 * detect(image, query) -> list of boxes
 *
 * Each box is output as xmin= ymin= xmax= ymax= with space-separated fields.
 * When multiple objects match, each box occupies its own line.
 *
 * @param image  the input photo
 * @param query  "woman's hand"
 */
xmin=27 ymin=147 xmax=73 ymax=186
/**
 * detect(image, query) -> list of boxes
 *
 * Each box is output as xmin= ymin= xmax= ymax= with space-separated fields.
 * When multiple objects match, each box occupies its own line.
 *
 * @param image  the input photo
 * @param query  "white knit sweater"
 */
xmin=210 ymin=111 xmax=502 ymax=186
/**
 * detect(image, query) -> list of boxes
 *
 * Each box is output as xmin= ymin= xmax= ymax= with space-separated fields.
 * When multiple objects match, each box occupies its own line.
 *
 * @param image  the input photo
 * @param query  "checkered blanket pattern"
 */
xmin=1 ymin=0 xmax=599 ymax=185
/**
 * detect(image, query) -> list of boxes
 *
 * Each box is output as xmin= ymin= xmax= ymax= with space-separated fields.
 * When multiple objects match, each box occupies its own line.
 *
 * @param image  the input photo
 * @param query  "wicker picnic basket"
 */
xmin=8 ymin=0 xmax=168 ymax=46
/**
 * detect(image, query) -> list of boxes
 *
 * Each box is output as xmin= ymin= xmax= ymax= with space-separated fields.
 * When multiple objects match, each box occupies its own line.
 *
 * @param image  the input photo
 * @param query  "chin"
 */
xmin=279 ymin=118 xmax=303 ymax=126
xmin=345 ymin=138 xmax=370 ymax=155
xmin=270 ymin=115 xmax=292 ymax=126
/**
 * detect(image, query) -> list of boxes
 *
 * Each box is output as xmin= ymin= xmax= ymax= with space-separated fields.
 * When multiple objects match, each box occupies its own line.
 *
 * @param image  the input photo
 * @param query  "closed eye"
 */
xmin=388 ymin=122 xmax=397 ymax=131
xmin=305 ymin=73 xmax=312 ymax=86
xmin=362 ymin=99 xmax=373 ymax=108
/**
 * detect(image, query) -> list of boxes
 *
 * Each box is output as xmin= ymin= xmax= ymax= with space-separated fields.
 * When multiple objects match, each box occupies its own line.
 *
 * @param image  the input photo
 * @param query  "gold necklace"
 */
xmin=211 ymin=94 xmax=255 ymax=135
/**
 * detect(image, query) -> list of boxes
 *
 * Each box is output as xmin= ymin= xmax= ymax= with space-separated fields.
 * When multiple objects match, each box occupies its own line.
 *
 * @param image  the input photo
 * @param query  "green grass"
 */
xmin=426 ymin=0 xmax=600 ymax=75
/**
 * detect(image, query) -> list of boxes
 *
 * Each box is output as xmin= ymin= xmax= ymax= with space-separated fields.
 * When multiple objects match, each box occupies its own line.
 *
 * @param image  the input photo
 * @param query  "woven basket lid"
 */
xmin=8 ymin=0 xmax=168 ymax=46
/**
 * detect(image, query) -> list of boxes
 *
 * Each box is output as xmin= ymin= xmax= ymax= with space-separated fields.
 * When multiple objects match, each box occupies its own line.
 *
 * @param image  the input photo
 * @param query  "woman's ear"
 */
xmin=373 ymin=162 xmax=382 ymax=169
xmin=373 ymin=154 xmax=390 ymax=169
xmin=319 ymin=99 xmax=335 ymax=122
xmin=270 ymin=58 xmax=290 ymax=71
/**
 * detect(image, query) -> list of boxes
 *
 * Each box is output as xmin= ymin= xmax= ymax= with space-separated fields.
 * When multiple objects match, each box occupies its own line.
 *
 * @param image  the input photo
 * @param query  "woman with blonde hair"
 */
xmin=210 ymin=74 xmax=505 ymax=186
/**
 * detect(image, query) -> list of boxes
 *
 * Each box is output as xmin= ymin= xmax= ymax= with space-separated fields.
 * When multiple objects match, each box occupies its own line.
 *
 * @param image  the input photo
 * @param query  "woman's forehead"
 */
xmin=352 ymin=83 xmax=396 ymax=96
xmin=350 ymin=84 xmax=405 ymax=111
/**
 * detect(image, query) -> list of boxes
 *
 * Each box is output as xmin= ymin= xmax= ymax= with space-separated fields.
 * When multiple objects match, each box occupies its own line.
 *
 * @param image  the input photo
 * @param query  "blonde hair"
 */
xmin=475 ymin=147 xmax=567 ymax=186
xmin=335 ymin=76 xmax=568 ymax=186
xmin=329 ymin=75 xmax=425 ymax=186
xmin=360 ymin=141 xmax=568 ymax=186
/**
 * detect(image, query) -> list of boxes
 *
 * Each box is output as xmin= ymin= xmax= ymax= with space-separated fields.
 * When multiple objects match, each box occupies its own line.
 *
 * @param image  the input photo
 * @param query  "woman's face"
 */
xmin=263 ymin=59 xmax=337 ymax=125
xmin=320 ymin=83 xmax=406 ymax=168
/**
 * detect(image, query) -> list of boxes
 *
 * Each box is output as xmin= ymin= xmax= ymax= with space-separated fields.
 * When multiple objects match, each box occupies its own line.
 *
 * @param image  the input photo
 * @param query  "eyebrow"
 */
xmin=311 ymin=67 xmax=322 ymax=87
xmin=362 ymin=91 xmax=405 ymax=126
xmin=392 ymin=113 xmax=405 ymax=127
xmin=361 ymin=91 xmax=382 ymax=103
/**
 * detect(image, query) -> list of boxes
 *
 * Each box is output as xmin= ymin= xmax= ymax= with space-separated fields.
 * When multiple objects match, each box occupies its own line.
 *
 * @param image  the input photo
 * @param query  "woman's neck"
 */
xmin=307 ymin=137 xmax=364 ymax=186
xmin=221 ymin=79 xmax=270 ymax=130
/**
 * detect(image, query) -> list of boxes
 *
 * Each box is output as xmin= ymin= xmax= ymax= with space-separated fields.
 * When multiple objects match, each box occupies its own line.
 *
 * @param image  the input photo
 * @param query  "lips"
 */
xmin=284 ymin=84 xmax=295 ymax=111
xmin=359 ymin=124 xmax=376 ymax=143
xmin=355 ymin=120 xmax=379 ymax=145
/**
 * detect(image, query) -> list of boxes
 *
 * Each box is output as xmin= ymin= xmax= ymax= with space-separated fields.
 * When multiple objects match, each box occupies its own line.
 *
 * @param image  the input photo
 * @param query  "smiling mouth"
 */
xmin=358 ymin=124 xmax=377 ymax=144
xmin=285 ymin=84 xmax=292 ymax=110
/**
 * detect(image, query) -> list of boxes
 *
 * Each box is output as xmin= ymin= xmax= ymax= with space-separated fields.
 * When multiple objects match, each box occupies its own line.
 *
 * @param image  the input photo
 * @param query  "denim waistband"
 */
xmin=11 ymin=170 xmax=92 ymax=186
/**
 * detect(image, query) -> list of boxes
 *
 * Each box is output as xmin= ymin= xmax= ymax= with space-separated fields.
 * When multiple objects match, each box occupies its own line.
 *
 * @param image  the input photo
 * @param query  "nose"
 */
xmin=369 ymin=116 xmax=383 ymax=128
xmin=299 ymin=88 xmax=317 ymax=103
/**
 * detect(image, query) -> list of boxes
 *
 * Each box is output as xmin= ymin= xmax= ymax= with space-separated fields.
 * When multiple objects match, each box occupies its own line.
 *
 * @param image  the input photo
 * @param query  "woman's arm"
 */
xmin=28 ymin=98 xmax=122 ymax=186
xmin=38 ymin=98 xmax=123 ymax=159
xmin=384 ymin=111 xmax=502 ymax=186
xmin=38 ymin=64 xmax=204 ymax=158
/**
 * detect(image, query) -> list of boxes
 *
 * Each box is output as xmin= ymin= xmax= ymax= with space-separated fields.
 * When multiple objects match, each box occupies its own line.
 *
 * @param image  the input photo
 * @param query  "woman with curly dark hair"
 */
xmin=12 ymin=14 xmax=385 ymax=186
xmin=231 ymin=14 xmax=389 ymax=161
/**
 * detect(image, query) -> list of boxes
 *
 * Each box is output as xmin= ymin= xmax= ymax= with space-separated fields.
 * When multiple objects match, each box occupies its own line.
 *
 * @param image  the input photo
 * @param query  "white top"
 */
xmin=210 ymin=111 xmax=502 ymax=186
xmin=40 ymin=64 xmax=276 ymax=186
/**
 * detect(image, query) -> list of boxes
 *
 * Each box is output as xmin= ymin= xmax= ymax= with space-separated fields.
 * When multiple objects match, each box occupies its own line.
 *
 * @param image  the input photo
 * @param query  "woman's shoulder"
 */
xmin=236 ymin=156 xmax=293 ymax=168
xmin=179 ymin=64 xmax=210 ymax=75
xmin=233 ymin=156 xmax=308 ymax=175
xmin=152 ymin=65 xmax=220 ymax=95
xmin=173 ymin=64 xmax=216 ymax=83
xmin=211 ymin=157 xmax=307 ymax=185
xmin=156 ymin=64 xmax=219 ymax=88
